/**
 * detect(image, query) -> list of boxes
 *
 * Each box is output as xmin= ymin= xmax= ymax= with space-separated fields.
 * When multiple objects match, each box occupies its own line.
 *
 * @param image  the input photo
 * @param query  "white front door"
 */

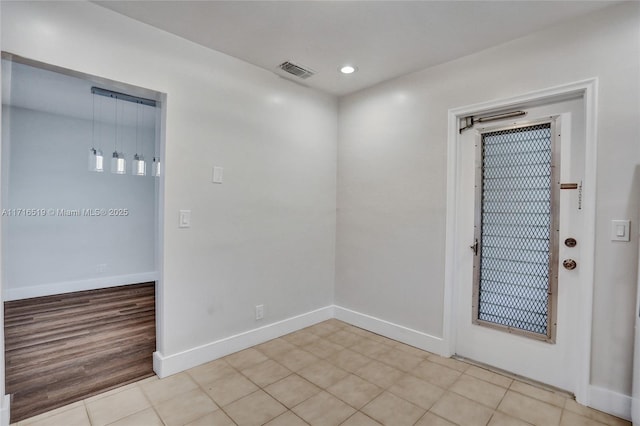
xmin=454 ymin=96 xmax=585 ymax=393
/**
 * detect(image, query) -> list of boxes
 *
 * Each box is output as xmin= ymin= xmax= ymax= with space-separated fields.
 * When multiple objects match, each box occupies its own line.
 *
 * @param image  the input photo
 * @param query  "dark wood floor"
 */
xmin=4 ymin=282 xmax=156 ymax=423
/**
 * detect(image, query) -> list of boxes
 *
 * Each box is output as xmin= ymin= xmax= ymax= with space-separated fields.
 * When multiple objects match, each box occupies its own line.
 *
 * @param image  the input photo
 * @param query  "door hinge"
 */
xmin=470 ymin=239 xmax=478 ymax=256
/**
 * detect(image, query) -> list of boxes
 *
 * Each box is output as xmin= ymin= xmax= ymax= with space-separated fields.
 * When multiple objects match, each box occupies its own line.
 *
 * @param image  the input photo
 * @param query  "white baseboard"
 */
xmin=153 ymin=306 xmax=334 ymax=378
xmin=4 ymin=272 xmax=159 ymax=301
xmin=333 ymin=305 xmax=448 ymax=356
xmin=588 ymin=385 xmax=632 ymax=421
xmin=1 ymin=394 xmax=10 ymax=426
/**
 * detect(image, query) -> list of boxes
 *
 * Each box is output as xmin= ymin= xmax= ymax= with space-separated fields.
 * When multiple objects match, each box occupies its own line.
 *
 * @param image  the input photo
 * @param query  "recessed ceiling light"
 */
xmin=340 ymin=65 xmax=357 ymax=74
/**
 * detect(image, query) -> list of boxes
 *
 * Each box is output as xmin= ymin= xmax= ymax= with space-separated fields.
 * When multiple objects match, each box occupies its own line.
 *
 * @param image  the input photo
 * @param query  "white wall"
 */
xmin=337 ymin=1 xmax=639 ymax=401
xmin=2 ymin=105 xmax=157 ymax=300
xmin=0 ymin=0 xmax=337 ymax=368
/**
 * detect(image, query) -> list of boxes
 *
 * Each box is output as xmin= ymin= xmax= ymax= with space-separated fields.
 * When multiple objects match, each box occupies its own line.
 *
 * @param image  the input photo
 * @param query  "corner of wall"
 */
xmin=153 ymin=306 xmax=334 ymax=378
xmin=587 ymin=385 xmax=632 ymax=422
xmin=333 ymin=305 xmax=448 ymax=356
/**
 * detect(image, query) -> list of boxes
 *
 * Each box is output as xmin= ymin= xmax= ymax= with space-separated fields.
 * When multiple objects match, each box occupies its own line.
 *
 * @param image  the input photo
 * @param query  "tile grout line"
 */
xmin=135 ymin=381 xmax=169 ymax=426
xmin=233 ymin=344 xmax=324 ymax=418
xmin=191 ymin=358 xmax=242 ymax=425
xmin=479 ymin=370 xmax=513 ymax=426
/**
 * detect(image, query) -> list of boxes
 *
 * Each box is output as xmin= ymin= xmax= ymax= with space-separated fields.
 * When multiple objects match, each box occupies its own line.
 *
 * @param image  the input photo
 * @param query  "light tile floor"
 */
xmin=13 ymin=319 xmax=632 ymax=426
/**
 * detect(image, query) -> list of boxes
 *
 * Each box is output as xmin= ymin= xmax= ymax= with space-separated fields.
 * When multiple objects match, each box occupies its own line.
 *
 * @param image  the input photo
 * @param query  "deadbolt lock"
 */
xmin=564 ymin=238 xmax=577 ymax=248
xmin=563 ymin=259 xmax=577 ymax=270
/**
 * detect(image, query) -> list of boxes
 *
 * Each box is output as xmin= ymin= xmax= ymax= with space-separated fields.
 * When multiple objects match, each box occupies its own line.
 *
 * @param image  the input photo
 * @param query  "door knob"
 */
xmin=563 ymin=259 xmax=577 ymax=270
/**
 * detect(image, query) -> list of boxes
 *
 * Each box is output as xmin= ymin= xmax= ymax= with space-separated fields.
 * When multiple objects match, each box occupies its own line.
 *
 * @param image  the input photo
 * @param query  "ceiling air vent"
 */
xmin=278 ymin=61 xmax=315 ymax=79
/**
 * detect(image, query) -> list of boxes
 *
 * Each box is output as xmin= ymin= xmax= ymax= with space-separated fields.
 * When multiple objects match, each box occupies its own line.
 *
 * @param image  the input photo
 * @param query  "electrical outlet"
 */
xmin=255 ymin=304 xmax=264 ymax=320
xmin=96 ymin=264 xmax=107 ymax=273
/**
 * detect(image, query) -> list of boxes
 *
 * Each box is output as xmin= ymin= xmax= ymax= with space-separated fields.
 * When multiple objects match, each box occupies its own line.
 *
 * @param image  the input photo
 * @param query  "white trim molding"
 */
xmin=333 ymin=305 xmax=448 ymax=356
xmin=588 ymin=385 xmax=632 ymax=421
xmin=0 ymin=394 xmax=9 ymax=426
xmin=4 ymin=272 xmax=159 ymax=301
xmin=153 ymin=306 xmax=334 ymax=378
xmin=154 ymin=304 xmax=448 ymax=379
xmin=444 ymin=78 xmax=598 ymax=405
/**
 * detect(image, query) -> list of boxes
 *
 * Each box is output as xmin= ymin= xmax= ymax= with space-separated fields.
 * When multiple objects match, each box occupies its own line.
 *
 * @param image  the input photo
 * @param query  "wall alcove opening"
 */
xmin=1 ymin=55 xmax=164 ymax=423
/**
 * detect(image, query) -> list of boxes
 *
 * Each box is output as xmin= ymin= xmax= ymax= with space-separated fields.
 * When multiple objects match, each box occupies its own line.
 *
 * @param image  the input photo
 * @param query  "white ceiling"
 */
xmin=2 ymin=60 xmax=156 ymax=128
xmin=95 ymin=1 xmax=617 ymax=96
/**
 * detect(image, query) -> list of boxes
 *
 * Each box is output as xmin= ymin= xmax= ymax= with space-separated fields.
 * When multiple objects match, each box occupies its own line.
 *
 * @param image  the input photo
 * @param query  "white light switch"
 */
xmin=611 ymin=219 xmax=630 ymax=242
xmin=212 ymin=166 xmax=224 ymax=184
xmin=179 ymin=210 xmax=191 ymax=228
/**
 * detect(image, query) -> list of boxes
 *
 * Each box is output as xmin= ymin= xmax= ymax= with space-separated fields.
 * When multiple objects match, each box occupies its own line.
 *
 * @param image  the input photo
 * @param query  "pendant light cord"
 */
xmin=136 ymin=101 xmax=140 ymax=156
xmin=98 ymin=94 xmax=102 ymax=149
xmin=91 ymin=93 xmax=95 ymax=149
xmin=114 ymin=96 xmax=119 ymax=153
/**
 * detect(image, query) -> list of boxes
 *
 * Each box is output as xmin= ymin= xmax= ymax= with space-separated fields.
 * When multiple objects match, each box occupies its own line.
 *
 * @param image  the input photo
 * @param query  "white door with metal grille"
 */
xmin=454 ymin=96 xmax=585 ymax=393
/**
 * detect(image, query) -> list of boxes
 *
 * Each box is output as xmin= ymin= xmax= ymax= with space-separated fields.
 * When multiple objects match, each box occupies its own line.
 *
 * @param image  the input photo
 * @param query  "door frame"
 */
xmin=443 ymin=78 xmax=598 ymax=405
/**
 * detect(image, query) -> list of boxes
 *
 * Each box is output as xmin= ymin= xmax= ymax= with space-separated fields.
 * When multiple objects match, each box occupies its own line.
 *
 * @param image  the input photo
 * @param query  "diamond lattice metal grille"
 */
xmin=477 ymin=123 xmax=553 ymax=336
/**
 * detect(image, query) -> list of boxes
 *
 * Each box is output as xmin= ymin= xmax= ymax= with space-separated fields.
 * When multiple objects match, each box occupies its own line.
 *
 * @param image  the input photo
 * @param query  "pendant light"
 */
xmin=111 ymin=96 xmax=126 ymax=174
xmin=90 ymin=86 xmax=157 ymax=175
xmin=132 ymin=102 xmax=146 ymax=176
xmin=89 ymin=148 xmax=104 ymax=172
xmin=88 ymin=90 xmax=104 ymax=172
xmin=133 ymin=153 xmax=146 ymax=176
xmin=111 ymin=151 xmax=126 ymax=174
xmin=132 ymin=101 xmax=146 ymax=176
